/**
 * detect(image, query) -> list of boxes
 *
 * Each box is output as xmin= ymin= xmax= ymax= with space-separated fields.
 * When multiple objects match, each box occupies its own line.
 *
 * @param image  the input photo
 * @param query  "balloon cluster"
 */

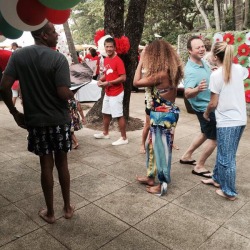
xmin=0 ymin=0 xmax=81 ymax=39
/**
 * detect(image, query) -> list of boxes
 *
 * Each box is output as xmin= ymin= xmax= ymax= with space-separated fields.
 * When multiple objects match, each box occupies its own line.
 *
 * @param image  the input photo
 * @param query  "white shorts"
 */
xmin=12 ymin=89 xmax=18 ymax=98
xmin=102 ymin=91 xmax=124 ymax=118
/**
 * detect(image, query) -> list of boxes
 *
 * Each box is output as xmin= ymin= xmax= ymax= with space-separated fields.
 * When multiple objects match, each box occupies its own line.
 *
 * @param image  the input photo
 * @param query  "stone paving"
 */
xmin=0 ymin=92 xmax=250 ymax=250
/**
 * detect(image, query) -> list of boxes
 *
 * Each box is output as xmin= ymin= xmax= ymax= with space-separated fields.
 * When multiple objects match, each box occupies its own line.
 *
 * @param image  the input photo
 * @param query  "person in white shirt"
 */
xmin=202 ymin=41 xmax=247 ymax=201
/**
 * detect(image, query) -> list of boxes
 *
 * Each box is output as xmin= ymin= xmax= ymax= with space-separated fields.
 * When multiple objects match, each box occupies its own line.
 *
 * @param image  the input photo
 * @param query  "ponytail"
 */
xmin=223 ymin=44 xmax=234 ymax=83
xmin=212 ymin=42 xmax=234 ymax=83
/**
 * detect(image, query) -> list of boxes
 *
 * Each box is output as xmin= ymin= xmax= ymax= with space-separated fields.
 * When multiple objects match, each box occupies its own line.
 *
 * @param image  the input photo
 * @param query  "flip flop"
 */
xmin=192 ymin=170 xmax=212 ymax=178
xmin=180 ymin=159 xmax=196 ymax=165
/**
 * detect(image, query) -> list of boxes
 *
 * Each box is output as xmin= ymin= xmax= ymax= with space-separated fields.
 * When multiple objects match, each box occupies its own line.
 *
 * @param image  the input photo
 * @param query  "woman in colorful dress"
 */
xmin=134 ymin=40 xmax=183 ymax=195
xmin=202 ymin=42 xmax=247 ymax=201
xmin=68 ymin=98 xmax=86 ymax=149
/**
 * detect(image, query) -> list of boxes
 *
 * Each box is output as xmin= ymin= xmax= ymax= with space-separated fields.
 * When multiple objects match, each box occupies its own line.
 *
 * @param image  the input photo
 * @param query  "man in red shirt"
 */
xmin=94 ymin=37 xmax=128 ymax=145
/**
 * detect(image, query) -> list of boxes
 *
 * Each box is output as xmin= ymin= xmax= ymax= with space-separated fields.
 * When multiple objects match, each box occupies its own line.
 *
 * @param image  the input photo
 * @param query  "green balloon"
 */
xmin=39 ymin=0 xmax=81 ymax=10
xmin=0 ymin=13 xmax=23 ymax=39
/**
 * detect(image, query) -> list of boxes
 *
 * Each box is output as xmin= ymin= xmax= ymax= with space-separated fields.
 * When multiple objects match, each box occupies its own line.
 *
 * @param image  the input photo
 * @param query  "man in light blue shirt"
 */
xmin=180 ymin=36 xmax=216 ymax=178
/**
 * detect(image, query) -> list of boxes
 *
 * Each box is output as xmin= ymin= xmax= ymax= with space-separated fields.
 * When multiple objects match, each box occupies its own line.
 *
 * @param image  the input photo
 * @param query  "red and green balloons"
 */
xmin=0 ymin=0 xmax=81 ymax=39
xmin=39 ymin=0 xmax=81 ymax=10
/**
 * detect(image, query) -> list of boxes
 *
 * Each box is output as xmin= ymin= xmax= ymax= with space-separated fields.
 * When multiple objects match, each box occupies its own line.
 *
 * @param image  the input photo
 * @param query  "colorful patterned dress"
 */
xmin=146 ymin=87 xmax=180 ymax=184
xmin=68 ymin=98 xmax=83 ymax=133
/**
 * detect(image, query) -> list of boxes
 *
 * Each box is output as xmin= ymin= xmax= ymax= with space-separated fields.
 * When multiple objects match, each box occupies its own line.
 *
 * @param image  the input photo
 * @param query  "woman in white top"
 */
xmin=203 ymin=42 xmax=247 ymax=201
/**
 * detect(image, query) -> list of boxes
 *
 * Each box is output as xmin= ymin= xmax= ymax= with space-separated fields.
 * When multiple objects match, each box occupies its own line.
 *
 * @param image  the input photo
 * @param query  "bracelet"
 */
xmin=107 ymin=81 xmax=110 ymax=86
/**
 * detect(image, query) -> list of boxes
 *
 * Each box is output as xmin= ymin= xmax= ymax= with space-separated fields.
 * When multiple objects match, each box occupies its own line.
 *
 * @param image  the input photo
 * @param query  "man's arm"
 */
xmin=185 ymin=79 xmax=207 ymax=99
xmin=99 ymin=74 xmax=126 ymax=87
xmin=56 ymin=86 xmax=74 ymax=101
xmin=0 ymin=74 xmax=26 ymax=129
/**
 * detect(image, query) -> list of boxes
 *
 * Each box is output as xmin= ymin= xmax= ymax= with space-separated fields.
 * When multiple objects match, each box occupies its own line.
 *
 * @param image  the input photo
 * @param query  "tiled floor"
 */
xmin=0 ymin=92 xmax=250 ymax=249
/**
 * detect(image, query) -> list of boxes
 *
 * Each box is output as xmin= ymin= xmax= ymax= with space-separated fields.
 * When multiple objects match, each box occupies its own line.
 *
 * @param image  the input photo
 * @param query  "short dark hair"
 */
xmin=90 ymin=48 xmax=98 ymax=57
xmin=204 ymin=38 xmax=212 ymax=52
xmin=187 ymin=36 xmax=203 ymax=51
xmin=31 ymin=22 xmax=50 ymax=40
xmin=104 ymin=37 xmax=116 ymax=47
xmin=11 ymin=42 xmax=18 ymax=47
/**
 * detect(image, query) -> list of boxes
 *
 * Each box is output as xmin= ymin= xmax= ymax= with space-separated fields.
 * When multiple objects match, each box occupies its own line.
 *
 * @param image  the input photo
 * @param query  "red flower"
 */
xmin=233 ymin=57 xmax=238 ymax=64
xmin=238 ymin=44 xmax=250 ymax=56
xmin=237 ymin=37 xmax=242 ymax=42
xmin=94 ymin=29 xmax=105 ymax=46
xmin=114 ymin=36 xmax=130 ymax=54
xmin=245 ymin=90 xmax=250 ymax=103
xmin=223 ymin=33 xmax=234 ymax=44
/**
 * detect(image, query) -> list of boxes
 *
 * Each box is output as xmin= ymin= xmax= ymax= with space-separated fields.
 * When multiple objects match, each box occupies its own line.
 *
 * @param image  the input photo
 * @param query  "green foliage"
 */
xmin=70 ymin=0 xmax=246 ymax=46
xmin=224 ymin=6 xmax=235 ymax=31
xmin=140 ymin=0 xmax=214 ymax=45
xmin=71 ymin=0 xmax=104 ymax=44
xmin=71 ymin=0 xmax=199 ymax=46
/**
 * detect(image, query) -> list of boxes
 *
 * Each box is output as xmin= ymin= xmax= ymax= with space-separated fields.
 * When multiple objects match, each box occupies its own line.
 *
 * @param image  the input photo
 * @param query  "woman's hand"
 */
xmin=203 ymin=111 xmax=210 ymax=121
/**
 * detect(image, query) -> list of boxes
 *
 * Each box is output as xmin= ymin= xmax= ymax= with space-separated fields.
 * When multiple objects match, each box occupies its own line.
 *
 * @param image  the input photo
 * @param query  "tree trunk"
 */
xmin=234 ymin=0 xmax=243 ymax=30
xmin=123 ymin=0 xmax=147 ymax=119
xmin=214 ymin=0 xmax=221 ymax=31
xmin=63 ymin=21 xmax=78 ymax=64
xmin=244 ymin=0 xmax=249 ymax=29
xmin=195 ymin=0 xmax=212 ymax=29
xmin=220 ymin=0 xmax=226 ymax=31
xmin=104 ymin=0 xmax=124 ymax=37
xmin=86 ymin=0 xmax=125 ymax=124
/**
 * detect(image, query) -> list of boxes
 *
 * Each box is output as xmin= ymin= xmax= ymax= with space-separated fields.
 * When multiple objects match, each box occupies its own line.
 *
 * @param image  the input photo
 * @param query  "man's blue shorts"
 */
xmin=27 ymin=123 xmax=72 ymax=156
xmin=195 ymin=111 xmax=216 ymax=140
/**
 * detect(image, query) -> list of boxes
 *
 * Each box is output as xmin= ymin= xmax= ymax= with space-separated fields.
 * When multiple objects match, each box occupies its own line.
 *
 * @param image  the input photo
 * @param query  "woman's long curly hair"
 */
xmin=143 ymin=40 xmax=184 ymax=87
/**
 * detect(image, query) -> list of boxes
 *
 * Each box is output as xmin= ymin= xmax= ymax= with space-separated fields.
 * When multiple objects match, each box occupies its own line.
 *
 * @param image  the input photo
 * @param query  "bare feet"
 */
xmin=201 ymin=179 xmax=220 ymax=187
xmin=38 ymin=208 xmax=56 ymax=224
xmin=64 ymin=204 xmax=75 ymax=219
xmin=146 ymin=184 xmax=161 ymax=194
xmin=139 ymin=145 xmax=146 ymax=154
xmin=215 ymin=189 xmax=236 ymax=201
xmin=173 ymin=144 xmax=179 ymax=150
xmin=136 ymin=175 xmax=154 ymax=186
xmin=73 ymin=143 xmax=79 ymax=149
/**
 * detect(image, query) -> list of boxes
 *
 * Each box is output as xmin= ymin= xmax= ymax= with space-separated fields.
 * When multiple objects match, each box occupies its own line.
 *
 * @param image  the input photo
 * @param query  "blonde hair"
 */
xmin=143 ymin=40 xmax=184 ymax=87
xmin=212 ymin=42 xmax=234 ymax=83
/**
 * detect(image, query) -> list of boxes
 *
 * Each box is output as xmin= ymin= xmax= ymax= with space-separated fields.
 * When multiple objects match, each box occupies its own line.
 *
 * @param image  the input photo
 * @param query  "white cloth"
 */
xmin=209 ymin=64 xmax=247 ymax=127
xmin=77 ymin=80 xmax=101 ymax=102
xmin=12 ymin=89 xmax=18 ymax=97
xmin=102 ymin=91 xmax=124 ymax=118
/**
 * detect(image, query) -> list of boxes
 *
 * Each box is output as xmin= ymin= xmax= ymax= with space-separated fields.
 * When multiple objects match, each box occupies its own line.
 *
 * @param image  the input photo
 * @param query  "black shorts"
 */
xmin=195 ymin=111 xmax=216 ymax=140
xmin=27 ymin=124 xmax=72 ymax=156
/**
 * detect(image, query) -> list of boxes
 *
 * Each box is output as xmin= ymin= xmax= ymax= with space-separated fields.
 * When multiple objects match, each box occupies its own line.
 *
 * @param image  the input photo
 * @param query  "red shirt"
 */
xmin=12 ymin=80 xmax=19 ymax=90
xmin=104 ymin=55 xmax=125 ymax=96
xmin=0 ymin=50 xmax=12 ymax=72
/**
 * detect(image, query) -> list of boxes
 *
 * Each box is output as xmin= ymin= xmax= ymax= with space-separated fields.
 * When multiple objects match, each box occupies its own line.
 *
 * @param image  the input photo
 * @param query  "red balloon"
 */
xmin=17 ymin=0 xmax=46 ymax=25
xmin=45 ymin=8 xmax=71 ymax=24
